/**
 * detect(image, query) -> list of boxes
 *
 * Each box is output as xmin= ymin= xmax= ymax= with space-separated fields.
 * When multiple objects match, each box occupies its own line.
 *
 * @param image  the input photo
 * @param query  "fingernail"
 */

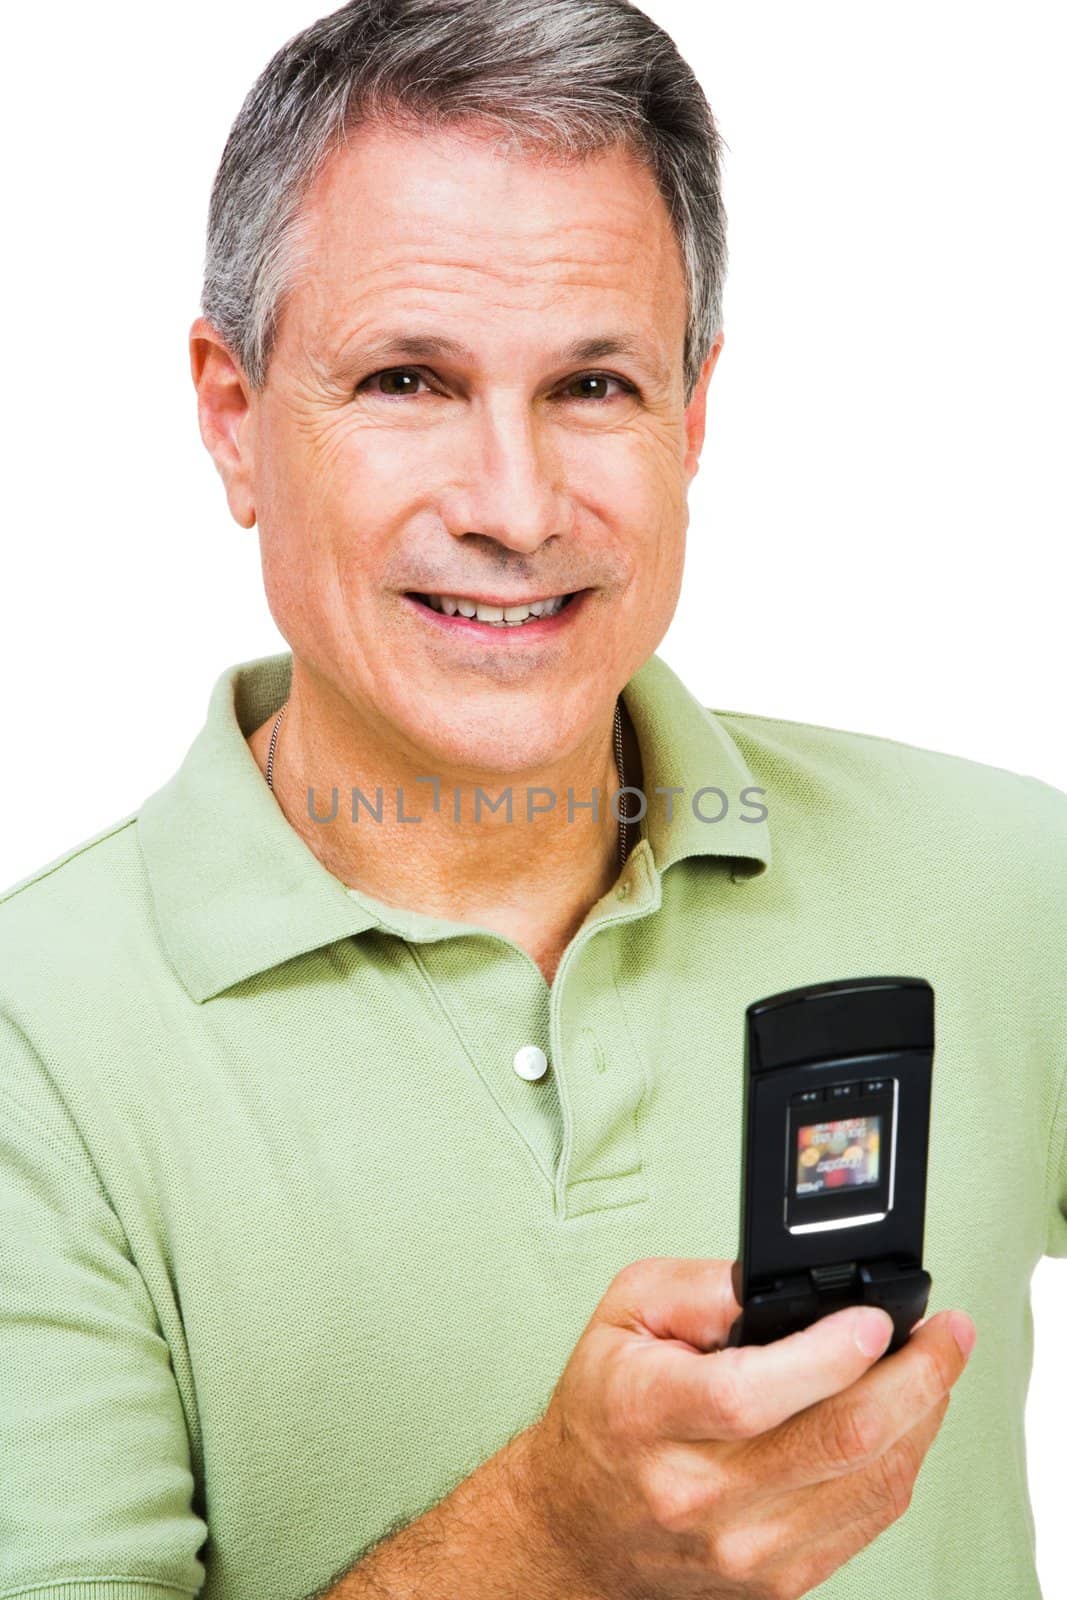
xmin=949 ymin=1313 xmax=976 ymax=1361
xmin=853 ymin=1309 xmax=894 ymax=1357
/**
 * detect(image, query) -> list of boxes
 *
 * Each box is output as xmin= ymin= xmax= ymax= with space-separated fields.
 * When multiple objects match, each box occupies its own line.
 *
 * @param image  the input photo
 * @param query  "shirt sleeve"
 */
xmin=0 ymin=1007 xmax=208 ymax=1598
xmin=1046 ymin=1052 xmax=1067 ymax=1258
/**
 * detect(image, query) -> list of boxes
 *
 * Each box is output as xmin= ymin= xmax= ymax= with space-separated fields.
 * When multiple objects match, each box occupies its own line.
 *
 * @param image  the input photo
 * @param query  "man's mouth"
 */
xmin=404 ymin=590 xmax=583 ymax=628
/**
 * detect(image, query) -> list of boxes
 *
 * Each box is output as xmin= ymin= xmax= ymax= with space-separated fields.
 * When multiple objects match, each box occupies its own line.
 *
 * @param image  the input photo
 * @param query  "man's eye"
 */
xmin=358 ymin=368 xmax=431 ymax=398
xmin=559 ymin=373 xmax=634 ymax=402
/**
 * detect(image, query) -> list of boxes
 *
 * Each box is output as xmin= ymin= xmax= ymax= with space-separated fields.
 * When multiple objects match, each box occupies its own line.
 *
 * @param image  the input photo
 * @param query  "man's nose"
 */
xmin=440 ymin=393 xmax=571 ymax=554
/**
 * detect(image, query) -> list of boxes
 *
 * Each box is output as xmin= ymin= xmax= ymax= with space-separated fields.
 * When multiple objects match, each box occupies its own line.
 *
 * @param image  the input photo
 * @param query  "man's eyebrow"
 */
xmin=339 ymin=331 xmax=670 ymax=385
xmin=564 ymin=335 xmax=669 ymax=384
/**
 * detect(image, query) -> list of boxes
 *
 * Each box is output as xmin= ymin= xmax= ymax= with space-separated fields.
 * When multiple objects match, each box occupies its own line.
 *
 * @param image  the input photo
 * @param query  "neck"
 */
xmin=247 ymin=671 xmax=644 ymax=984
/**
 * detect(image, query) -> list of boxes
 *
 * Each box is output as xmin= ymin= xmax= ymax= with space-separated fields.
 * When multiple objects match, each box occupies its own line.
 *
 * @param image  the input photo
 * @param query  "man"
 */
xmin=2 ymin=2 xmax=1066 ymax=1597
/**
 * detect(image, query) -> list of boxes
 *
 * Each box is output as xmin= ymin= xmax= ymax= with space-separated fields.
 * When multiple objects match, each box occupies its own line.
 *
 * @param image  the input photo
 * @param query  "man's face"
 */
xmin=218 ymin=119 xmax=719 ymax=774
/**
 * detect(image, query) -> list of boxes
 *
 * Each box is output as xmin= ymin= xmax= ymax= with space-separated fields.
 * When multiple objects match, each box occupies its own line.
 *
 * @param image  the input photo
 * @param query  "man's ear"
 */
xmin=683 ymin=332 xmax=725 ymax=484
xmin=189 ymin=316 xmax=257 ymax=529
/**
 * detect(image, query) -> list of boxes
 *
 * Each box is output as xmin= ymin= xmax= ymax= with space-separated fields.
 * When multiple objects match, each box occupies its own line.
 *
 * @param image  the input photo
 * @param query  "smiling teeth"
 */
xmin=422 ymin=593 xmax=571 ymax=625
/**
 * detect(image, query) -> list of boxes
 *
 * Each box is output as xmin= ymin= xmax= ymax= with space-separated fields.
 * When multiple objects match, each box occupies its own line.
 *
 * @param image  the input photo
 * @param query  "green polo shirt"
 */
xmin=3 ymin=646 xmax=1067 ymax=1600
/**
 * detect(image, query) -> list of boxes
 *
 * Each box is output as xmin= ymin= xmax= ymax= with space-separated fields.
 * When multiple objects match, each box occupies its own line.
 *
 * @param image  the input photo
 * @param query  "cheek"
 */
xmin=591 ymin=427 xmax=686 ymax=515
xmin=257 ymin=414 xmax=404 ymax=566
xmin=257 ymin=534 xmax=318 ymax=639
xmin=627 ymin=466 xmax=688 ymax=614
xmin=602 ymin=450 xmax=688 ymax=596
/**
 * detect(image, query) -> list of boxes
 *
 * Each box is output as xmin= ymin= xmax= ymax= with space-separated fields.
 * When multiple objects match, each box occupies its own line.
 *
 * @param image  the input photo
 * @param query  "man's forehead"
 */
xmin=308 ymin=191 xmax=677 ymax=300
xmin=286 ymin=124 xmax=686 ymax=378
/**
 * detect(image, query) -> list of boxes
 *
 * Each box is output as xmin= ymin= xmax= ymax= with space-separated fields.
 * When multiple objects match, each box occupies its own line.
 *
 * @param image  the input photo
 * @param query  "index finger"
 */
xmin=629 ymin=1304 xmax=898 ymax=1443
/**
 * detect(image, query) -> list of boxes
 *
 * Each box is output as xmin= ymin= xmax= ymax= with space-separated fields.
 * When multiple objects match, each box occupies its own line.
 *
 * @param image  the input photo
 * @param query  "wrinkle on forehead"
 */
xmin=309 ymin=217 xmax=676 ymax=328
xmin=280 ymin=119 xmax=685 ymax=368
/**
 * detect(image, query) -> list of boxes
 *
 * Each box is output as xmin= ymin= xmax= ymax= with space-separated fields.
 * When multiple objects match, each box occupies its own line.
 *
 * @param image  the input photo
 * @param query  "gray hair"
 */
xmin=201 ymin=0 xmax=728 ymax=406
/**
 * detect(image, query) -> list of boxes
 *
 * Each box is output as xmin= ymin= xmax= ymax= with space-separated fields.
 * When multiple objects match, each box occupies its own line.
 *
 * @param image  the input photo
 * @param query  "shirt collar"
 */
xmin=137 ymin=649 xmax=771 ymax=1003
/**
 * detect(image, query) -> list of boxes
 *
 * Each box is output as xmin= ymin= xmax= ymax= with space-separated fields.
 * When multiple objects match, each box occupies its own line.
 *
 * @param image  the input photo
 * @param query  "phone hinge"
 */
xmin=809 ymin=1261 xmax=859 ymax=1295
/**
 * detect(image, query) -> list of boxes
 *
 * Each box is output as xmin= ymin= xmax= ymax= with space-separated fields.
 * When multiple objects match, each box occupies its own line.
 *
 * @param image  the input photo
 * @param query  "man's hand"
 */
xmin=517 ymin=1256 xmax=975 ymax=1600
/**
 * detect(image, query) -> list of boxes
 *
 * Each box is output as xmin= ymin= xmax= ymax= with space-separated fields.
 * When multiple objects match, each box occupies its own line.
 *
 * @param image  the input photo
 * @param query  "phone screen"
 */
xmin=794 ymin=1113 xmax=882 ymax=1197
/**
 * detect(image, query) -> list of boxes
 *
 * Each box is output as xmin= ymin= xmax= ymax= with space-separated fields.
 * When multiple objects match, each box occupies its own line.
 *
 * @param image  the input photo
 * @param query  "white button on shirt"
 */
xmin=512 ymin=1044 xmax=548 ymax=1081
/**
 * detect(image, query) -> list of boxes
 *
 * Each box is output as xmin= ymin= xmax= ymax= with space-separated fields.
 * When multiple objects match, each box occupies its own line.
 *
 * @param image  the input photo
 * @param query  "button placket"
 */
xmin=550 ymin=929 xmax=651 ymax=1219
xmin=401 ymin=936 xmax=563 ymax=1191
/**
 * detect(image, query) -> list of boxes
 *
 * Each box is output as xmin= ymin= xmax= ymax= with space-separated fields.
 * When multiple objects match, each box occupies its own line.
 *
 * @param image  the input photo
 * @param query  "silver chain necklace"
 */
xmin=266 ymin=697 xmax=632 ymax=868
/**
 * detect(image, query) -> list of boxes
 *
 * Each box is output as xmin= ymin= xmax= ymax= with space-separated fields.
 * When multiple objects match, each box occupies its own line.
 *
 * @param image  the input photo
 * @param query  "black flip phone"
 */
xmin=727 ymin=976 xmax=934 ymax=1357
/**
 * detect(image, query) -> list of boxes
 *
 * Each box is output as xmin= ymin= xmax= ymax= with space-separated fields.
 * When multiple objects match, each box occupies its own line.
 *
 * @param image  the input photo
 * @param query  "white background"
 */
xmin=2 ymin=1 xmax=1065 ymax=1589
